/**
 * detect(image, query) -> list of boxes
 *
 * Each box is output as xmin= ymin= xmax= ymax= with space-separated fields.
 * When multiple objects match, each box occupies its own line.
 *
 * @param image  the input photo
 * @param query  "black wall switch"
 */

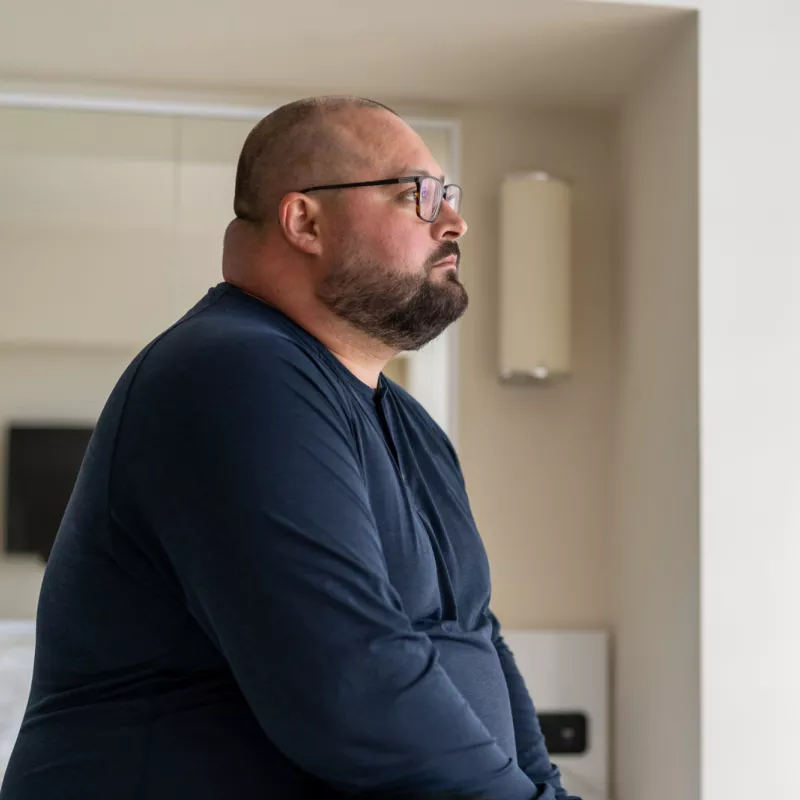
xmin=538 ymin=711 xmax=589 ymax=755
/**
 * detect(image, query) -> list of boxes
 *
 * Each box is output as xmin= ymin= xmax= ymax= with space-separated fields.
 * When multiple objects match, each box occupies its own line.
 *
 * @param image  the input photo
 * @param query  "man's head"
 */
xmin=227 ymin=96 xmax=468 ymax=352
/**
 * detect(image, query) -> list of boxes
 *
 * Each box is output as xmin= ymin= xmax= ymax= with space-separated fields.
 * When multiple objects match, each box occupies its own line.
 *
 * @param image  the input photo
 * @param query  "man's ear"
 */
xmin=277 ymin=192 xmax=323 ymax=255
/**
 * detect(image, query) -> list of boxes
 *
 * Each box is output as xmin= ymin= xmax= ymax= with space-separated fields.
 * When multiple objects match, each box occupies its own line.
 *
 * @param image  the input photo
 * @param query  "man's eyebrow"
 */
xmin=397 ymin=167 xmax=447 ymax=183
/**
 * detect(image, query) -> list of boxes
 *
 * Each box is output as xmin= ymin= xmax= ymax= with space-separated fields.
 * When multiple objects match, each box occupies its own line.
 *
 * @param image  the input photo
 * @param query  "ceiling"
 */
xmin=0 ymin=1 xmax=693 ymax=108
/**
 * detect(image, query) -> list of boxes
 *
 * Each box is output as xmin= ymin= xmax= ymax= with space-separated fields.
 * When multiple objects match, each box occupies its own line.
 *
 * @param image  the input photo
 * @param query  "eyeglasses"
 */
xmin=298 ymin=176 xmax=462 ymax=223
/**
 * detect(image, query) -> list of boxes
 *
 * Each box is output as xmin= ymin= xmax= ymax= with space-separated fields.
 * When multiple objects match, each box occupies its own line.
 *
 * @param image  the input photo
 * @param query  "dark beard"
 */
xmin=316 ymin=244 xmax=469 ymax=351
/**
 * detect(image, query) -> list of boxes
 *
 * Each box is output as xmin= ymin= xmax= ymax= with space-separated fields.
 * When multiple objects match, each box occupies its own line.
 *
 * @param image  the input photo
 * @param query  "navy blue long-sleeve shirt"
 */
xmin=1 ymin=283 xmax=577 ymax=800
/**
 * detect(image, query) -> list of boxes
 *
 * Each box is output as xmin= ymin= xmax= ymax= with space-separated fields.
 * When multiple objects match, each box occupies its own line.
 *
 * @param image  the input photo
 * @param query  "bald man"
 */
xmin=0 ymin=97 xmax=578 ymax=800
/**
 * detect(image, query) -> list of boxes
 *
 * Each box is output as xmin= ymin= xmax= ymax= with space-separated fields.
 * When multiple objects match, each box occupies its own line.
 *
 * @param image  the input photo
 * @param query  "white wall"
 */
xmin=696 ymin=3 xmax=800 ymax=798
xmin=606 ymin=0 xmax=800 ymax=797
xmin=613 ymin=18 xmax=699 ymax=800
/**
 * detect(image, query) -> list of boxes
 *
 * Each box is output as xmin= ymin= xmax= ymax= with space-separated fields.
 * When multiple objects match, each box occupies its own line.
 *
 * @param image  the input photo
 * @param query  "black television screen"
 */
xmin=5 ymin=425 xmax=94 ymax=562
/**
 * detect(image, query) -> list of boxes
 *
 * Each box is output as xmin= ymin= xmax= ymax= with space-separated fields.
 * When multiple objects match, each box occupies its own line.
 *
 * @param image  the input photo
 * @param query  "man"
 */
xmin=1 ymin=97 xmax=578 ymax=800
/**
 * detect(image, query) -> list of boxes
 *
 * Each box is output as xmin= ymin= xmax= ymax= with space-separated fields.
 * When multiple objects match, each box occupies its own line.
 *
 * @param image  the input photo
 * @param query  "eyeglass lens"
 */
xmin=419 ymin=178 xmax=462 ymax=221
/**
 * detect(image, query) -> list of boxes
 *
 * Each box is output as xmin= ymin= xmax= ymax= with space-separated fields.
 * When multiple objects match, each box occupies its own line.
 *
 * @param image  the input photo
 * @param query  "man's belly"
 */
xmin=426 ymin=622 xmax=517 ymax=761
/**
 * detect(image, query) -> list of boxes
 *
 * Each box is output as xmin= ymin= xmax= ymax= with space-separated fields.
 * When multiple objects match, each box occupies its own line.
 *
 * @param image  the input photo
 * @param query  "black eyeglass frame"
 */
xmin=298 ymin=176 xmax=462 ymax=223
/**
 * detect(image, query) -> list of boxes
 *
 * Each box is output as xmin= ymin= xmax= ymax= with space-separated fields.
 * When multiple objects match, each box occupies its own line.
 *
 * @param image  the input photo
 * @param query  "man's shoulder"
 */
xmin=152 ymin=286 xmax=332 ymax=378
xmin=171 ymin=285 xmax=317 ymax=357
xmin=124 ymin=286 xmax=349 ymax=415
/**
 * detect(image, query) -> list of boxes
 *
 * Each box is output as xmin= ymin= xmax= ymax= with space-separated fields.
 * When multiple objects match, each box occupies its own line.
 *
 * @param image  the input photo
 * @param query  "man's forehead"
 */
xmin=366 ymin=136 xmax=446 ymax=182
xmin=339 ymin=109 xmax=444 ymax=180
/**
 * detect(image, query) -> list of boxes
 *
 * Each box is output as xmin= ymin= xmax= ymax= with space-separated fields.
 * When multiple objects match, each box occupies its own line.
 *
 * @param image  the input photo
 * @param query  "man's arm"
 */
xmin=436 ymin=423 xmax=580 ymax=800
xmin=489 ymin=614 xmax=581 ymax=800
xmin=113 ymin=334 xmax=538 ymax=800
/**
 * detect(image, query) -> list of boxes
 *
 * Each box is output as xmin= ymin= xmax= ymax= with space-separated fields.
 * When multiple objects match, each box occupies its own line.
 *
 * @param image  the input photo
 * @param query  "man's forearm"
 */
xmin=490 ymin=614 xmax=581 ymax=800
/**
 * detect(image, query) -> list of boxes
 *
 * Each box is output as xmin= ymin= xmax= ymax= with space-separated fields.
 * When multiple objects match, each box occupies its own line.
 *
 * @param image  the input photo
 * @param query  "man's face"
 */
xmin=315 ymin=110 xmax=469 ymax=352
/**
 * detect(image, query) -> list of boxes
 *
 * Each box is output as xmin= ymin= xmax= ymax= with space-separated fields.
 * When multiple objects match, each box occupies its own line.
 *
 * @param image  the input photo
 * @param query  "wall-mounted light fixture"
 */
xmin=498 ymin=171 xmax=572 ymax=384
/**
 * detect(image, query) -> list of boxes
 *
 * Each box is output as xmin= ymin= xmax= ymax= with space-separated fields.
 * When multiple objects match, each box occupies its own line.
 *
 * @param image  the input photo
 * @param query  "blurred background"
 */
xmin=1 ymin=2 xmax=798 ymax=800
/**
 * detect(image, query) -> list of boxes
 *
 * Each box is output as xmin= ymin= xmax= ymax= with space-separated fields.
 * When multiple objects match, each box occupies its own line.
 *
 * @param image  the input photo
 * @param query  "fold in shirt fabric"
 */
xmin=1 ymin=283 xmax=578 ymax=800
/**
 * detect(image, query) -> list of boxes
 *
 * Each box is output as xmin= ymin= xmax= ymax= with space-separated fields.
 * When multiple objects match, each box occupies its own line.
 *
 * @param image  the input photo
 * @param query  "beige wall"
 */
xmin=455 ymin=104 xmax=616 ymax=631
xmin=611 ymin=19 xmax=699 ymax=800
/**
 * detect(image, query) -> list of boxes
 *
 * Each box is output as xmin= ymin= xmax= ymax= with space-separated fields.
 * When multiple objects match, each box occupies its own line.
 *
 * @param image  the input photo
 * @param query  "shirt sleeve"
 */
xmin=489 ymin=613 xmax=582 ymax=800
xmin=112 ymin=334 xmax=538 ymax=800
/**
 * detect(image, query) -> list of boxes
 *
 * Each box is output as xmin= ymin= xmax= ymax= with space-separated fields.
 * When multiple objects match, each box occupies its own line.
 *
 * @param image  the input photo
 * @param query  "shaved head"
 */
xmin=233 ymin=96 xmax=398 ymax=226
xmin=225 ymin=95 xmax=468 ymax=357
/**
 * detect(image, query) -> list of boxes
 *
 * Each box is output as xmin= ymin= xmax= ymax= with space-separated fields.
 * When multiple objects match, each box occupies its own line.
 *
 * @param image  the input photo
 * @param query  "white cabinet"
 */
xmin=0 ymin=107 xmax=177 ymax=346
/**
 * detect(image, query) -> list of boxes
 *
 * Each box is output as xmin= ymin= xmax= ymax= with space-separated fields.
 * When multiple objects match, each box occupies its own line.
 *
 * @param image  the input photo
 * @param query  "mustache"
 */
xmin=425 ymin=241 xmax=461 ymax=270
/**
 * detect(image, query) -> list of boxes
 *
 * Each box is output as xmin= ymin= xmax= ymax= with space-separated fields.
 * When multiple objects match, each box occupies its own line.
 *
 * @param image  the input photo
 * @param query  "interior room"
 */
xmin=0 ymin=1 xmax=711 ymax=798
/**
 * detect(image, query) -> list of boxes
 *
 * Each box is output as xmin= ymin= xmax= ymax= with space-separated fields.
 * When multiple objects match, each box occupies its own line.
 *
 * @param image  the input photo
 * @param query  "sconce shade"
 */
xmin=498 ymin=172 xmax=572 ymax=383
